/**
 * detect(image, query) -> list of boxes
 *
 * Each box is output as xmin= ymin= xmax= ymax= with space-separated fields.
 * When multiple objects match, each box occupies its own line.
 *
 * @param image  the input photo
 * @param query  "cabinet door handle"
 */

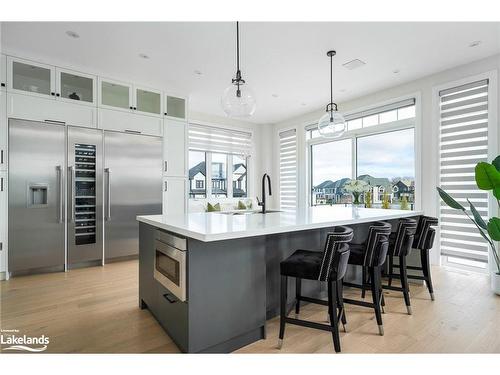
xmin=133 ymin=107 xmax=137 ymax=110
xmin=164 ymin=112 xmax=167 ymax=116
xmin=1 ymin=177 xmax=3 ymax=192
xmin=56 ymin=93 xmax=60 ymax=97
xmin=164 ymin=161 xmax=168 ymax=172
xmin=129 ymin=106 xmax=133 ymax=109
xmin=51 ymin=92 xmax=55 ymax=96
xmin=163 ymin=293 xmax=177 ymax=304
xmin=124 ymin=129 xmax=141 ymax=134
xmin=1 ymin=83 xmax=5 ymax=87
xmin=1 ymin=149 xmax=3 ymax=164
xmin=44 ymin=119 xmax=66 ymax=125
xmin=164 ymin=181 xmax=168 ymax=192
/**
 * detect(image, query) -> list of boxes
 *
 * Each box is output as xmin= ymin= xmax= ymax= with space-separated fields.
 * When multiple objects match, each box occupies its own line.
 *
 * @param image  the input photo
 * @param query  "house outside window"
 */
xmin=188 ymin=123 xmax=252 ymax=200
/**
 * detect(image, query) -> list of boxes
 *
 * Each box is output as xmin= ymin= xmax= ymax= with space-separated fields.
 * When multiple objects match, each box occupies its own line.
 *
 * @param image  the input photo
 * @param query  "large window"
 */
xmin=188 ymin=150 xmax=248 ymax=199
xmin=308 ymin=99 xmax=416 ymax=209
xmin=188 ymin=123 xmax=252 ymax=200
xmin=357 ymin=128 xmax=415 ymax=209
xmin=311 ymin=139 xmax=352 ymax=205
xmin=438 ymin=79 xmax=490 ymax=269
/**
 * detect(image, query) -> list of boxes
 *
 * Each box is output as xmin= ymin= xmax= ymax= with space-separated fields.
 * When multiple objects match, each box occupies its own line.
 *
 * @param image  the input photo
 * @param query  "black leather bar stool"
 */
xmin=388 ymin=216 xmax=438 ymax=300
xmin=278 ymin=226 xmax=354 ymax=353
xmin=343 ymin=221 xmax=392 ymax=336
xmin=382 ymin=218 xmax=418 ymax=315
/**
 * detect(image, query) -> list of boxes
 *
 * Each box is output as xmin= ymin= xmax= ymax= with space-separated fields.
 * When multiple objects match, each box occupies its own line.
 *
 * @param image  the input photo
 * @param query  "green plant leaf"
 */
xmin=436 ymin=187 xmax=465 ymax=210
xmin=487 ymin=217 xmax=500 ymax=241
xmin=475 ymin=162 xmax=500 ymax=191
xmin=492 ymin=155 xmax=500 ymax=172
xmin=467 ymin=199 xmax=487 ymax=230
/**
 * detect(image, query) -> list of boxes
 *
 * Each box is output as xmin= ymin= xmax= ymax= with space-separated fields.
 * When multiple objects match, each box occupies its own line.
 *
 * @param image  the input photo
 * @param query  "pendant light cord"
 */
xmin=236 ymin=21 xmax=240 ymax=75
xmin=330 ymin=53 xmax=333 ymax=109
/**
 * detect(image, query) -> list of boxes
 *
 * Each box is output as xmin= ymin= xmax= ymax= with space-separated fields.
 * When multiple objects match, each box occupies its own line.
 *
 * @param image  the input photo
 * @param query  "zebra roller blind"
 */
xmin=188 ymin=123 xmax=253 ymax=155
xmin=279 ymin=129 xmax=298 ymax=211
xmin=439 ymin=79 xmax=490 ymax=263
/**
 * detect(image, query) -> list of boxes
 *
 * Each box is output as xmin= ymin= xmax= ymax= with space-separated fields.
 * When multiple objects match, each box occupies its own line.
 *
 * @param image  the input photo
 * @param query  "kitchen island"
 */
xmin=137 ymin=206 xmax=422 ymax=353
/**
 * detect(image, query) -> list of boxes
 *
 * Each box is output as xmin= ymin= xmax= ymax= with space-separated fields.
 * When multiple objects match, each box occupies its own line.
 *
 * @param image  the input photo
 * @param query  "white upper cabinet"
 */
xmin=56 ymin=67 xmax=97 ymax=106
xmin=135 ymin=86 xmax=163 ymax=117
xmin=1 ymin=54 xmax=6 ymax=90
xmin=163 ymin=118 xmax=187 ymax=177
xmin=165 ymin=95 xmax=186 ymax=120
xmin=7 ymin=56 xmax=55 ymax=99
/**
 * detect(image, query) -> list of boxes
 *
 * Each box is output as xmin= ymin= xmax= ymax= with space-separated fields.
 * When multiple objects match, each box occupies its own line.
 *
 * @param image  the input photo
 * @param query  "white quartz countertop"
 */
xmin=137 ymin=206 xmax=423 ymax=242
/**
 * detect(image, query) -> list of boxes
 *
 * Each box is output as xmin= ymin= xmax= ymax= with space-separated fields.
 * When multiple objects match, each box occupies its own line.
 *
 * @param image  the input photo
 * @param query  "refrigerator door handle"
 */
xmin=56 ymin=165 xmax=63 ymax=223
xmin=105 ymin=168 xmax=111 ymax=221
xmin=69 ymin=165 xmax=75 ymax=223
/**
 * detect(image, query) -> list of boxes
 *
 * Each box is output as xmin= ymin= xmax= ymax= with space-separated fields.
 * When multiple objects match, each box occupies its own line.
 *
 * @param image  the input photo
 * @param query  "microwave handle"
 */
xmin=163 ymin=293 xmax=177 ymax=304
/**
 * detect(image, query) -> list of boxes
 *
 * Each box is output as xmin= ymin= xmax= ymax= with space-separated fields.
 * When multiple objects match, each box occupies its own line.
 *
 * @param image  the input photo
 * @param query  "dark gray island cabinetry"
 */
xmin=139 ymin=222 xmax=266 ymax=353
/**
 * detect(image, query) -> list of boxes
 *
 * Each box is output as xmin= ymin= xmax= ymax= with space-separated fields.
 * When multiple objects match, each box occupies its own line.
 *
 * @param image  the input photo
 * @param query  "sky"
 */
xmin=312 ymin=128 xmax=415 ymax=186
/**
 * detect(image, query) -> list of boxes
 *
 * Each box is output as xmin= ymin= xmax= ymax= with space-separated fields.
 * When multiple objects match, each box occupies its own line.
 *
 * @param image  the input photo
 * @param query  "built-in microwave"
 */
xmin=153 ymin=231 xmax=187 ymax=302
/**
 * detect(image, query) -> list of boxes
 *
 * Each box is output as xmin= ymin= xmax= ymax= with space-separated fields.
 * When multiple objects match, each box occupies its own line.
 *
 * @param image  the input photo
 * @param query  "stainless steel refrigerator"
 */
xmin=103 ymin=131 xmax=162 ymax=261
xmin=8 ymin=119 xmax=162 ymax=275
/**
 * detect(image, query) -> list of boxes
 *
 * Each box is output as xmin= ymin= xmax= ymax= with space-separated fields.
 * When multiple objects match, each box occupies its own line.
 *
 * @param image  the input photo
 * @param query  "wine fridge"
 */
xmin=67 ymin=127 xmax=103 ymax=265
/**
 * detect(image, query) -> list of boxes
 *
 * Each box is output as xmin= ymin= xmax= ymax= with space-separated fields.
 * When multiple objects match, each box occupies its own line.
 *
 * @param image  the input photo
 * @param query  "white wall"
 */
xmin=269 ymin=53 xmax=500 ymax=264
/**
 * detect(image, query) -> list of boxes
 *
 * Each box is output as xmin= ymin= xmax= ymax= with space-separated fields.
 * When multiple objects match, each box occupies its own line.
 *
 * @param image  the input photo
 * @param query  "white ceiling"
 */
xmin=2 ymin=22 xmax=500 ymax=124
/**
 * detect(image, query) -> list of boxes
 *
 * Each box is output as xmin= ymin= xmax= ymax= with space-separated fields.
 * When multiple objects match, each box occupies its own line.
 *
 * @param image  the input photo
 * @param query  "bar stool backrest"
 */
xmin=413 ymin=216 xmax=438 ymax=250
xmin=318 ymin=226 xmax=354 ymax=282
xmin=363 ymin=221 xmax=392 ymax=267
xmin=391 ymin=218 xmax=418 ymax=257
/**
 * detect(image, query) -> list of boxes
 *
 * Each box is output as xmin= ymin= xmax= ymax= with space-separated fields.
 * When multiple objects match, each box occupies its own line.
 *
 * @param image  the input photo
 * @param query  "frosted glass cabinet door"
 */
xmin=99 ymin=78 xmax=132 ymax=111
xmin=135 ymin=87 xmax=162 ymax=116
xmin=8 ymin=57 xmax=55 ymax=98
xmin=57 ymin=68 xmax=96 ymax=106
xmin=166 ymin=95 xmax=186 ymax=119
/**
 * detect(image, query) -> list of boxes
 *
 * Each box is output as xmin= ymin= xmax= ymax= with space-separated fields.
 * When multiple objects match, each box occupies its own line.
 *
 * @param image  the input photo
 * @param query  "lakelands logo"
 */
xmin=0 ymin=329 xmax=49 ymax=352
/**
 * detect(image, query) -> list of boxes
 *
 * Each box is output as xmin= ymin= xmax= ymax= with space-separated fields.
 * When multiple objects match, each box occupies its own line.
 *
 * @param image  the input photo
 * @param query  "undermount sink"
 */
xmin=216 ymin=210 xmax=282 ymax=216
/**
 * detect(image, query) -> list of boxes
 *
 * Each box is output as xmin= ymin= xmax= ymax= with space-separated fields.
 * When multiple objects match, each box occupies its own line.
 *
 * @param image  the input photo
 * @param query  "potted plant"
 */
xmin=437 ymin=155 xmax=500 ymax=295
xmin=344 ymin=179 xmax=369 ymax=205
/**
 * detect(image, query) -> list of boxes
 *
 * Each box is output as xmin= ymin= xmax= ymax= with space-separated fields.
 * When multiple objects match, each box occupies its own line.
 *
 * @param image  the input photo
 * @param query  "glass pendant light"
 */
xmin=221 ymin=22 xmax=256 ymax=118
xmin=318 ymin=50 xmax=346 ymax=138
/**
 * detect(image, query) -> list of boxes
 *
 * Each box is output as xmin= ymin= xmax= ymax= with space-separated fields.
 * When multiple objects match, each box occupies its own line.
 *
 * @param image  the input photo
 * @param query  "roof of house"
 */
xmin=189 ymin=161 xmax=247 ymax=179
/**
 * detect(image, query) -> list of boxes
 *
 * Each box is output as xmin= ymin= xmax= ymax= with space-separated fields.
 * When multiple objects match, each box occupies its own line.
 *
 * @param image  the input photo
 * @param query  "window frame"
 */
xmin=306 ymin=94 xmax=421 ymax=210
xmin=188 ymin=150 xmax=250 ymax=200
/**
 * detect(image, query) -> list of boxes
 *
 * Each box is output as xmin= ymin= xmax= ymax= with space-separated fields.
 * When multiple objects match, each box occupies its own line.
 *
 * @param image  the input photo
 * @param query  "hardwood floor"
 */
xmin=1 ymin=260 xmax=499 ymax=353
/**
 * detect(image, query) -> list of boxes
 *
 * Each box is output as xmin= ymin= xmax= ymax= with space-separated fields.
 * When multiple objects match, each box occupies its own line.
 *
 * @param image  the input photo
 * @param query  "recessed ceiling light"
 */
xmin=469 ymin=40 xmax=481 ymax=47
xmin=139 ymin=53 xmax=150 ymax=59
xmin=65 ymin=31 xmax=80 ymax=39
xmin=393 ymin=69 xmax=400 ymax=74
xmin=342 ymin=59 xmax=366 ymax=70
xmin=301 ymin=102 xmax=307 ymax=106
xmin=272 ymin=94 xmax=279 ymax=98
xmin=194 ymin=70 xmax=203 ymax=75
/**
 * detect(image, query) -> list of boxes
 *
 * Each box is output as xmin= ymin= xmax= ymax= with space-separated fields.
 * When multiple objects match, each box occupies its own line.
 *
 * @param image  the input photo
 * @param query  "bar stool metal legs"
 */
xmin=278 ymin=275 xmax=287 ymax=349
